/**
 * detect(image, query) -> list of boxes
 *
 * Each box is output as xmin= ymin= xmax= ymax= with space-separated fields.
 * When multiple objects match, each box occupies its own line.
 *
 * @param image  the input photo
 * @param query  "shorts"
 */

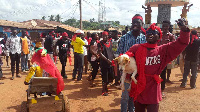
xmin=101 ymin=67 xmax=114 ymax=84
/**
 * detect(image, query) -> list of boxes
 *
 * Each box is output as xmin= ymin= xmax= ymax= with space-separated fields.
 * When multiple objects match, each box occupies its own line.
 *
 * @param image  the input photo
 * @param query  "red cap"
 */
xmin=62 ymin=32 xmax=68 ymax=37
xmin=102 ymin=31 xmax=108 ymax=36
xmin=26 ymin=31 xmax=29 ymax=36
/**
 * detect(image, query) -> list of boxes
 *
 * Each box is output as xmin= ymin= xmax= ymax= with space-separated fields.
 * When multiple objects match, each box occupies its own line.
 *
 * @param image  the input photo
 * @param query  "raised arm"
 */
xmin=162 ymin=19 xmax=190 ymax=63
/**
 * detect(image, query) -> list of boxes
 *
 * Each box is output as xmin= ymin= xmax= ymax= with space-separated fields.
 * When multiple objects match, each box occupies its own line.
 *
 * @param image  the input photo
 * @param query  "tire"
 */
xmin=20 ymin=101 xmax=29 ymax=112
xmin=62 ymin=96 xmax=70 ymax=112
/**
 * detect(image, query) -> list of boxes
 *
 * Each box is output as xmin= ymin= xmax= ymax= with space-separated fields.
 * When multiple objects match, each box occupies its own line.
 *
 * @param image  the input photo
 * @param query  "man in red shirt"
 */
xmin=128 ymin=18 xmax=190 ymax=112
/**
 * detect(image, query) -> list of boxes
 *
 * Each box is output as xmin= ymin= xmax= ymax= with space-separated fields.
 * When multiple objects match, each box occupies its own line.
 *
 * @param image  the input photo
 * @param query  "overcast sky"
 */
xmin=0 ymin=0 xmax=199 ymax=27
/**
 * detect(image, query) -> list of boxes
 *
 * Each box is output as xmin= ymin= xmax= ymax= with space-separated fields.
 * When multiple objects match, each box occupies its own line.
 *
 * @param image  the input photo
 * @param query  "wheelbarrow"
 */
xmin=26 ymin=77 xmax=70 ymax=112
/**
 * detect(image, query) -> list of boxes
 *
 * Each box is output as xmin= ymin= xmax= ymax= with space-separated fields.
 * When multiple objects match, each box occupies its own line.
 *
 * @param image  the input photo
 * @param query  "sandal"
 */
xmin=102 ymin=92 xmax=108 ymax=96
xmin=10 ymin=76 xmax=14 ymax=80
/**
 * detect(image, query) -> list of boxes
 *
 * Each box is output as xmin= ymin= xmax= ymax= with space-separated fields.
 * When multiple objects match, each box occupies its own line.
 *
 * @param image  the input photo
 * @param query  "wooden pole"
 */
xmin=79 ymin=0 xmax=82 ymax=29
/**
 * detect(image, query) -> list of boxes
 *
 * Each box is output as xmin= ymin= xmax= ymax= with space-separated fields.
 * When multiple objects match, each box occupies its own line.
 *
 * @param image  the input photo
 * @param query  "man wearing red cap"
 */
xmin=97 ymin=31 xmax=115 ymax=96
xmin=117 ymin=14 xmax=146 ymax=112
xmin=54 ymin=32 xmax=71 ymax=78
xmin=128 ymin=19 xmax=190 ymax=112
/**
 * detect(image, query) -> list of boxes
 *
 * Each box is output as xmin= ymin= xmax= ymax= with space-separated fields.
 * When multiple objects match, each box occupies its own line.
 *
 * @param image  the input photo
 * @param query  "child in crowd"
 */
xmin=128 ymin=19 xmax=190 ymax=112
xmin=97 ymin=31 xmax=115 ymax=96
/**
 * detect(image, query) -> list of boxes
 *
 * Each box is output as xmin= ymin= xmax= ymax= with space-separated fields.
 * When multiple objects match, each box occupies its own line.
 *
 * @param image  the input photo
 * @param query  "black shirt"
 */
xmin=98 ymin=40 xmax=114 ymax=68
xmin=185 ymin=38 xmax=200 ymax=62
xmin=44 ymin=35 xmax=53 ymax=53
xmin=56 ymin=39 xmax=71 ymax=55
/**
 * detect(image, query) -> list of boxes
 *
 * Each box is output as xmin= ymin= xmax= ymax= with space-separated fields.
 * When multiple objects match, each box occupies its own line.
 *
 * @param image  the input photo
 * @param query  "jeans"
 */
xmin=10 ymin=53 xmax=20 ymax=76
xmin=121 ymin=82 xmax=135 ymax=112
xmin=181 ymin=60 xmax=198 ymax=88
xmin=72 ymin=52 xmax=84 ymax=80
xmin=21 ymin=53 xmax=28 ymax=71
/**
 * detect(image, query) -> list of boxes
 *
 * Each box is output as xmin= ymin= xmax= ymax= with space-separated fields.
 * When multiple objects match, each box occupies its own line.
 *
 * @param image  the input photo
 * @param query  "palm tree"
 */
xmin=48 ymin=15 xmax=55 ymax=21
xmin=55 ymin=14 xmax=62 ymax=22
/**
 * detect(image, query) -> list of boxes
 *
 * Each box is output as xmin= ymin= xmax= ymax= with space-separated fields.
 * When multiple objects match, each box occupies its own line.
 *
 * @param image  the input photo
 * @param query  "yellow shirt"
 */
xmin=71 ymin=37 xmax=85 ymax=54
xmin=25 ymin=65 xmax=43 ymax=83
xmin=21 ymin=36 xmax=29 ymax=54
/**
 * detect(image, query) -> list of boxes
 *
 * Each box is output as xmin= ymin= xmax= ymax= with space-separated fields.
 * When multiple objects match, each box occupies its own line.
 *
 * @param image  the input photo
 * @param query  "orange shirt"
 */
xmin=21 ymin=36 xmax=29 ymax=54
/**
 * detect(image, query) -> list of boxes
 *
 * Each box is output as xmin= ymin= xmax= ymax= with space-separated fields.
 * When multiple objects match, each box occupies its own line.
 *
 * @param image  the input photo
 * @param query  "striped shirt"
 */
xmin=116 ymin=31 xmax=146 ymax=54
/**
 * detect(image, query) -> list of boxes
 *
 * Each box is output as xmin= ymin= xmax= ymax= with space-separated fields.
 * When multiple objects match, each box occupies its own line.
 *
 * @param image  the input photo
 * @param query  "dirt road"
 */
xmin=0 ymin=57 xmax=200 ymax=112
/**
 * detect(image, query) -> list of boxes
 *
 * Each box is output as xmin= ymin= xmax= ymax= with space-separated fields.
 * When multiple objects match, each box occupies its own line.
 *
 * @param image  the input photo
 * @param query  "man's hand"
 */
xmin=175 ymin=18 xmax=189 ymax=31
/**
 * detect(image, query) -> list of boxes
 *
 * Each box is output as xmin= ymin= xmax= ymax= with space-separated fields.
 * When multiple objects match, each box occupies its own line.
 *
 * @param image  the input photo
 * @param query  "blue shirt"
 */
xmin=116 ymin=31 xmax=146 ymax=54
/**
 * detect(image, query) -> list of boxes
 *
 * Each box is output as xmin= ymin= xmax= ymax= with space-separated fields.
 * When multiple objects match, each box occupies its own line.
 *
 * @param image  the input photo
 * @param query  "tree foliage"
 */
xmin=43 ymin=14 xmax=123 ymax=30
xmin=42 ymin=16 xmax=46 ymax=20
xmin=48 ymin=15 xmax=55 ymax=21
xmin=55 ymin=14 xmax=62 ymax=22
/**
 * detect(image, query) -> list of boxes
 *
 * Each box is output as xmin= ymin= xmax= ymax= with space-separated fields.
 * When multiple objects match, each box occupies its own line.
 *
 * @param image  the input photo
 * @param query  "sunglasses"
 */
xmin=146 ymin=30 xmax=159 ymax=35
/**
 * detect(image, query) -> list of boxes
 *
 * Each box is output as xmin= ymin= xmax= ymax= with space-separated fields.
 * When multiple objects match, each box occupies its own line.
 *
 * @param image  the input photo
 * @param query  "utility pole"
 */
xmin=98 ymin=1 xmax=101 ymax=22
xmin=79 ymin=0 xmax=82 ymax=29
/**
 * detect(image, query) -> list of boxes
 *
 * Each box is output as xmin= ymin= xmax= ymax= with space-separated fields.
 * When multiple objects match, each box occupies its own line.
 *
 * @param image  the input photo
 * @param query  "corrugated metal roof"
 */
xmin=0 ymin=19 xmax=54 ymax=30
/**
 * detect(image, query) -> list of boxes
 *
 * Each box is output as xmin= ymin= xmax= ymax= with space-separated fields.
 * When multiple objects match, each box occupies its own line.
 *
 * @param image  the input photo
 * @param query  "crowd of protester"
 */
xmin=0 ymin=14 xmax=200 ymax=112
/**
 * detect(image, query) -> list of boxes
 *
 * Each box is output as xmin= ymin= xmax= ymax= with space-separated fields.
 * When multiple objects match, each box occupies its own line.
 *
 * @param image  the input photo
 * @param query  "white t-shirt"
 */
xmin=83 ymin=39 xmax=88 ymax=56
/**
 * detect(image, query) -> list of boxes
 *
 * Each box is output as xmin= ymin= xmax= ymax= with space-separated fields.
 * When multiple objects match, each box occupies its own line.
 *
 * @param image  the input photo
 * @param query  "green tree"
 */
xmin=62 ymin=18 xmax=78 ymax=27
xmin=113 ymin=21 xmax=120 ymax=26
xmin=42 ymin=16 xmax=46 ymax=20
xmin=55 ymin=14 xmax=62 ymax=22
xmin=49 ymin=15 xmax=55 ymax=21
xmin=90 ymin=18 xmax=95 ymax=23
